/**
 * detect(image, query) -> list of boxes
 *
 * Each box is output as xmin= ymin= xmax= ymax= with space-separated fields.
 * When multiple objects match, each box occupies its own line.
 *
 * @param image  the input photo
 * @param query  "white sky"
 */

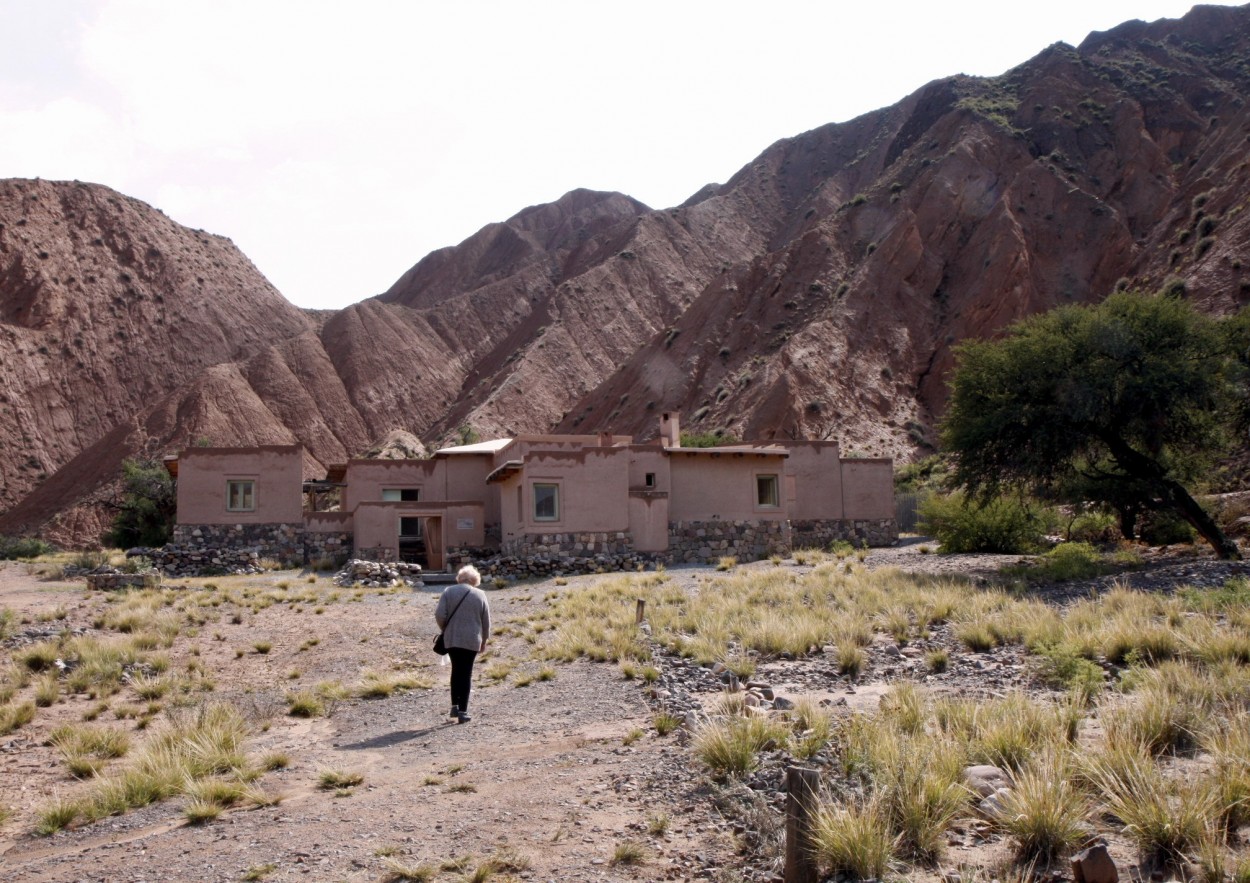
xmin=1 ymin=1 xmax=1241 ymax=310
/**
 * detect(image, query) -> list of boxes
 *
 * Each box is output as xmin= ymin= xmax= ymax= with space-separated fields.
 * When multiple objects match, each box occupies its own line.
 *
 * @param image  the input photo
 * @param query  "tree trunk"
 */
xmin=1103 ymin=434 xmax=1241 ymax=560
xmin=1162 ymin=479 xmax=1242 ymax=560
xmin=1116 ymin=504 xmax=1138 ymax=541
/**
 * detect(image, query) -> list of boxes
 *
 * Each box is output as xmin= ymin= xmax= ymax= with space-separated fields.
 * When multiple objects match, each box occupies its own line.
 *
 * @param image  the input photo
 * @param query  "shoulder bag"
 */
xmin=433 ymin=586 xmax=470 ymax=655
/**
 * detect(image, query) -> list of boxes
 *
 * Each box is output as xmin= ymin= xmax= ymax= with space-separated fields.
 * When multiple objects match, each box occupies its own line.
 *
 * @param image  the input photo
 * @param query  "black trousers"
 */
xmin=447 ymin=647 xmax=478 ymax=712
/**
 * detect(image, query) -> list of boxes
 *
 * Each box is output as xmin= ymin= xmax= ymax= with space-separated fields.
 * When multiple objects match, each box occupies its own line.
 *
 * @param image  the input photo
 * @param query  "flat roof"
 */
xmin=664 ymin=445 xmax=789 ymax=456
xmin=434 ymin=438 xmax=513 ymax=455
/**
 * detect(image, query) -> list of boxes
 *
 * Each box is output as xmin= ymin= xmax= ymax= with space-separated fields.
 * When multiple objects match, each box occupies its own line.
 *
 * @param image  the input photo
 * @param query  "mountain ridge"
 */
xmin=2 ymin=3 xmax=1249 ymax=545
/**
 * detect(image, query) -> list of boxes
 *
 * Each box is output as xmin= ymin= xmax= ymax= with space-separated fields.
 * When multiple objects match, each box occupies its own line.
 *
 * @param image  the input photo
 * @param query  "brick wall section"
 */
xmin=791 ymin=518 xmax=899 ymax=549
xmin=667 ymin=520 xmax=793 ymax=563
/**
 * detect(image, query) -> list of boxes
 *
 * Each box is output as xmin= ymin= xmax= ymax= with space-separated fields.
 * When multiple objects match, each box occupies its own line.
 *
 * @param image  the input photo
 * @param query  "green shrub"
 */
xmin=893 ymin=456 xmax=951 ymax=494
xmin=1033 ymin=645 xmax=1105 ymax=694
xmin=679 ymin=430 xmax=740 ymax=448
xmin=0 ymin=535 xmax=56 ymax=560
xmin=1006 ymin=542 xmax=1107 ymax=582
xmin=918 ymin=492 xmax=1050 ymax=554
xmin=1138 ymin=511 xmax=1196 ymax=546
xmin=1066 ymin=509 xmax=1119 ymax=543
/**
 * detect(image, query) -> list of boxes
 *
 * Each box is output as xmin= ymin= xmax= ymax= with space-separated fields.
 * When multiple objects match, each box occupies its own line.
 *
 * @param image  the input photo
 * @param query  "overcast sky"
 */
xmin=1 ymin=1 xmax=1241 ymax=310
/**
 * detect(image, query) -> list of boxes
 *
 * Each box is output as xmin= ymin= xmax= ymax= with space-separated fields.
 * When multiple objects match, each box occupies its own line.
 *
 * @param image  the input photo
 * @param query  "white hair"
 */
xmin=456 ymin=564 xmax=482 ymax=587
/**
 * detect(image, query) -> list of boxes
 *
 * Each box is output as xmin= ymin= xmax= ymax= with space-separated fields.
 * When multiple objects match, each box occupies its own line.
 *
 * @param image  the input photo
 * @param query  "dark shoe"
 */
xmin=457 ymin=712 xmax=472 ymax=723
xmin=449 ymin=705 xmax=460 ymax=718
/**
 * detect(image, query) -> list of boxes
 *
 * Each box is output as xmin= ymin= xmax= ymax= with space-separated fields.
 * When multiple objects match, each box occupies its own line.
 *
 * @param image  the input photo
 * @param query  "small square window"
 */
xmin=644 ymin=472 xmax=656 ymax=488
xmin=534 ymin=483 xmax=559 ymax=521
xmin=382 ymin=488 xmax=420 ymax=502
xmin=756 ymin=474 xmax=779 ymax=508
xmin=227 ymin=480 xmax=255 ymax=512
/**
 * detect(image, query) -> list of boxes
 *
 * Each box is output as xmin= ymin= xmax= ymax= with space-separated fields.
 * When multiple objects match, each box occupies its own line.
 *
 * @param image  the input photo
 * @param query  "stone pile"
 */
xmin=333 ymin=559 xmax=424 ymax=588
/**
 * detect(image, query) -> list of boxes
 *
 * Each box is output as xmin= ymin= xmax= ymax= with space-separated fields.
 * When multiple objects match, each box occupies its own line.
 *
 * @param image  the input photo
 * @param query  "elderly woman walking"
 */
xmin=434 ymin=564 xmax=491 ymax=723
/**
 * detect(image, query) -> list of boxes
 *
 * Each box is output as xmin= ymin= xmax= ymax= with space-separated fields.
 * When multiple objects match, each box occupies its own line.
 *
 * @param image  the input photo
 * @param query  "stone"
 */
xmin=963 ymin=764 xmax=1012 ymax=798
xmin=1072 ymin=843 xmax=1118 ymax=883
xmin=977 ymin=787 xmax=1012 ymax=820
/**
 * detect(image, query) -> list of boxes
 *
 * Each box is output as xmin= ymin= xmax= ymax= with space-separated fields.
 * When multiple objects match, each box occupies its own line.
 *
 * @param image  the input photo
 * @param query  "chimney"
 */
xmin=597 ymin=431 xmax=613 ymax=447
xmin=660 ymin=412 xmax=681 ymax=448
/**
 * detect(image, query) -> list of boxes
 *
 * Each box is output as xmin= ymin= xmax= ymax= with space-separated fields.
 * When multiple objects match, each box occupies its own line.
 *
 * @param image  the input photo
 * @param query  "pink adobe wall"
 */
xmin=667 ymin=452 xmax=790 ymax=522
xmin=626 ymin=447 xmax=670 ymax=550
xmin=305 ymin=511 xmax=352 ymax=534
xmin=353 ymin=502 xmax=485 ymax=559
xmin=785 ymin=443 xmax=846 ymax=520
xmin=442 ymin=455 xmax=498 ymax=526
xmin=627 ymin=447 xmax=670 ymax=492
xmin=176 ymin=446 xmax=304 ymax=525
xmin=840 ymin=459 xmax=895 ymax=520
xmin=627 ymin=495 xmax=669 ymax=551
xmin=343 ymin=456 xmax=499 ymax=525
xmin=500 ymin=448 xmax=630 ymax=543
xmin=504 ymin=435 xmax=630 ymax=462
xmin=342 ymin=459 xmax=440 ymax=512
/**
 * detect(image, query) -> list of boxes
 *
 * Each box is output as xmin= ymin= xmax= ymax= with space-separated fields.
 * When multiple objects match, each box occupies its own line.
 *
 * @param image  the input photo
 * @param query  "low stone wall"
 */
xmin=85 ymin=571 xmax=161 ymax=591
xmin=668 ymin=520 xmax=792 ymax=563
xmin=791 ymin=518 xmax=898 ymax=549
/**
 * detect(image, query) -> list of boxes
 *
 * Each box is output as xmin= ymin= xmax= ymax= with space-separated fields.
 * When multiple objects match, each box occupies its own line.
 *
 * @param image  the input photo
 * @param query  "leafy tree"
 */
xmin=941 ymin=292 xmax=1242 ymax=559
xmin=679 ymin=430 xmax=741 ymax=448
xmin=104 ymin=458 xmax=176 ymax=549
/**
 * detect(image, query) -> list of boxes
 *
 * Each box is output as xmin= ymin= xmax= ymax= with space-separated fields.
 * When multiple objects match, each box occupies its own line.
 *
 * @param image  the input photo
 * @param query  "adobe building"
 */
xmin=165 ymin=414 xmax=897 ymax=573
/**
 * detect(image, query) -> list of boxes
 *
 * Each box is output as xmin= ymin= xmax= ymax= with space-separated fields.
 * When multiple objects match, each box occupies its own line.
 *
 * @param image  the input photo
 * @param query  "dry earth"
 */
xmin=1 ymin=540 xmax=1248 ymax=883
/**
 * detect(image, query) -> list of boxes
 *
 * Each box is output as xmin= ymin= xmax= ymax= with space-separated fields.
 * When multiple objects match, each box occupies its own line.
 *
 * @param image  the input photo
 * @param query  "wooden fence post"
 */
xmin=784 ymin=764 xmax=820 ymax=883
xmin=635 ymin=598 xmax=646 ymax=624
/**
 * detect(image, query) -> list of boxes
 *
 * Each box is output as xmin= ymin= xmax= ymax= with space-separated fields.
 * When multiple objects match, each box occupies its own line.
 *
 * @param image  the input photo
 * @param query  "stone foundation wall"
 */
xmin=172 ymin=523 xmax=304 ymax=561
xmin=469 ymin=550 xmax=662 ymax=582
xmin=501 ymin=531 xmax=634 ymax=558
xmin=449 ymin=532 xmax=659 ymax=581
xmin=307 ymin=532 xmax=352 ymax=567
xmin=791 ymin=518 xmax=898 ymax=549
xmin=156 ymin=523 xmax=354 ymax=575
xmin=667 ymin=520 xmax=792 ymax=563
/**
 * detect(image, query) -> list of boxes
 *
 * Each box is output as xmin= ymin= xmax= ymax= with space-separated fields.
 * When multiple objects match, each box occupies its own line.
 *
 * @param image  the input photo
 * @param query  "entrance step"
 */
xmin=421 ymin=571 xmax=458 ymax=585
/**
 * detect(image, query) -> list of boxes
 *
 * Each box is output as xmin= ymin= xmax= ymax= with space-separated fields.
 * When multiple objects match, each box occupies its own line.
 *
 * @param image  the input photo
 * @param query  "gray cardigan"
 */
xmin=434 ymin=583 xmax=491 ymax=652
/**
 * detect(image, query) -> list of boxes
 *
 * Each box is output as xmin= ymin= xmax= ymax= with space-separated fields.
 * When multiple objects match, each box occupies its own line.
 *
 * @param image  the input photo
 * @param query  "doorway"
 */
xmin=398 ymin=516 xmax=426 ymax=567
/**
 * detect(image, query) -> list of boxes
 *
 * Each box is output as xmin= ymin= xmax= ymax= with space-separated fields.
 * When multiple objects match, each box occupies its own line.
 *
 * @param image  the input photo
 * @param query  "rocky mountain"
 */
xmin=2 ymin=3 xmax=1250 ymax=546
